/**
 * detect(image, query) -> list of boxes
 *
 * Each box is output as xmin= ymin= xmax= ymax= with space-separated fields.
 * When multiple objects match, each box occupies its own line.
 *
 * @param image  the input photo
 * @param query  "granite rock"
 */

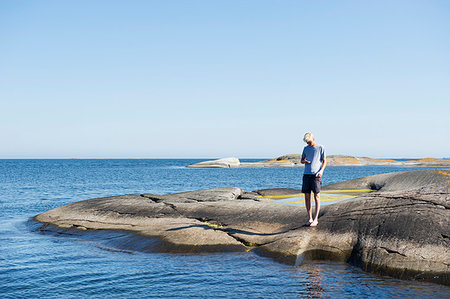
xmin=187 ymin=157 xmax=240 ymax=168
xmin=34 ymin=169 xmax=450 ymax=285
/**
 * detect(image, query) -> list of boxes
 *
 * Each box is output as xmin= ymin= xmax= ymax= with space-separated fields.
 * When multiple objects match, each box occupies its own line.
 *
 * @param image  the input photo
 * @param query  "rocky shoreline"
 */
xmin=187 ymin=155 xmax=450 ymax=168
xmin=34 ymin=169 xmax=449 ymax=285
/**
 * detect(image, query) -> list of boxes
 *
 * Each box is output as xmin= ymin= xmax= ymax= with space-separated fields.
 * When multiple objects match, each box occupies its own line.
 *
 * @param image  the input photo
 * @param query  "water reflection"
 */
xmin=304 ymin=266 xmax=326 ymax=298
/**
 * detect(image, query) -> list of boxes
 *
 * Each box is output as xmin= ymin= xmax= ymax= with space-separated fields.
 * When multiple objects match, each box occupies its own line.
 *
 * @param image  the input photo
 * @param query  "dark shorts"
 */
xmin=302 ymin=174 xmax=322 ymax=194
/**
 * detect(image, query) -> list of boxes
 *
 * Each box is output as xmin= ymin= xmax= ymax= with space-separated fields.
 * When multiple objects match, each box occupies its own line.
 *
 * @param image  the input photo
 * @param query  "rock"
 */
xmin=322 ymin=169 xmax=449 ymax=192
xmin=187 ymin=157 xmax=240 ymax=168
xmin=273 ymin=154 xmax=302 ymax=161
xmin=34 ymin=169 xmax=450 ymax=285
xmin=253 ymin=188 xmax=302 ymax=197
xmin=142 ymin=187 xmax=243 ymax=203
xmin=260 ymin=155 xmax=302 ymax=165
xmin=238 ymin=192 xmax=267 ymax=201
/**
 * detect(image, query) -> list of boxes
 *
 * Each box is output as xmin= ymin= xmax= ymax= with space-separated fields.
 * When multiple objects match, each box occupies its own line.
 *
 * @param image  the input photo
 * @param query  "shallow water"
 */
xmin=1 ymin=159 xmax=448 ymax=298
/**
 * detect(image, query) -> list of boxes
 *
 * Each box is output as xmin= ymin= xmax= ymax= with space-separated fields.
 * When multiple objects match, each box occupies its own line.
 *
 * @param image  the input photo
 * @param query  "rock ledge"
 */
xmin=34 ymin=169 xmax=450 ymax=285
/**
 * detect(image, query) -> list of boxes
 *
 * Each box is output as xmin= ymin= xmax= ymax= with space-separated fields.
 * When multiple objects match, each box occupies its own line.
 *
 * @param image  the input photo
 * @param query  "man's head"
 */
xmin=303 ymin=132 xmax=315 ymax=145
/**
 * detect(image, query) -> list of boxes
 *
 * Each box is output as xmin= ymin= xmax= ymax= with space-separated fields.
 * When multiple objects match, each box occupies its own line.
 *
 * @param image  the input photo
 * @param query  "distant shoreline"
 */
xmin=187 ymin=155 xmax=450 ymax=168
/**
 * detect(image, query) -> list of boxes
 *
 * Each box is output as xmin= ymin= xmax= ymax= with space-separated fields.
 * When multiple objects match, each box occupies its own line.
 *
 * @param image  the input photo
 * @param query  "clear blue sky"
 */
xmin=1 ymin=0 xmax=449 ymax=158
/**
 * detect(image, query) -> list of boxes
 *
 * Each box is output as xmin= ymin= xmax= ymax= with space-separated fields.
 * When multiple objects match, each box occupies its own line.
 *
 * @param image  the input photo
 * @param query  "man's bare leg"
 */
xmin=310 ymin=192 xmax=321 ymax=226
xmin=304 ymin=192 xmax=313 ymax=225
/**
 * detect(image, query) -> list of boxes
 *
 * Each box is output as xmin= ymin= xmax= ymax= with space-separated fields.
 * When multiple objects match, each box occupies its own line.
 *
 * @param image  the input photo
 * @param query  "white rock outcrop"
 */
xmin=187 ymin=157 xmax=240 ymax=168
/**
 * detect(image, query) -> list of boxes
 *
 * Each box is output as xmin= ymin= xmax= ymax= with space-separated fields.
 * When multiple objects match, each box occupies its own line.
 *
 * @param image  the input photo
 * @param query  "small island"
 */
xmin=186 ymin=155 xmax=450 ymax=168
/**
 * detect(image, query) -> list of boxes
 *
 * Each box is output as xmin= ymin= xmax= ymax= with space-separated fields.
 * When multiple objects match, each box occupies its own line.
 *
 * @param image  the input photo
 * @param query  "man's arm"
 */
xmin=316 ymin=158 xmax=327 ymax=177
xmin=300 ymin=148 xmax=310 ymax=164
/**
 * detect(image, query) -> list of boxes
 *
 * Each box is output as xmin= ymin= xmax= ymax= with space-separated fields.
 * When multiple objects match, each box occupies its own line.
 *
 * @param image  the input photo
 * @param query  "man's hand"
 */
xmin=316 ymin=171 xmax=323 ymax=178
xmin=301 ymin=158 xmax=311 ymax=164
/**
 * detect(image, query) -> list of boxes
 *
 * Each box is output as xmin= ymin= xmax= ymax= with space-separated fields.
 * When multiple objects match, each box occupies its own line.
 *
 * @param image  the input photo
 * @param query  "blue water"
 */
xmin=1 ymin=159 xmax=448 ymax=298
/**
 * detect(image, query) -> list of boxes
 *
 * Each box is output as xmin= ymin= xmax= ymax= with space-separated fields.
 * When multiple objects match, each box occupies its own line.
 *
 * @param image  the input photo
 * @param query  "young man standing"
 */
xmin=301 ymin=132 xmax=326 ymax=227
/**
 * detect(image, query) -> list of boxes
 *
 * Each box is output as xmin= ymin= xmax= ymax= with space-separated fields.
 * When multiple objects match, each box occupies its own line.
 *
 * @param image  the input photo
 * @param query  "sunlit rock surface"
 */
xmin=186 ymin=157 xmax=240 ymax=168
xmin=35 ymin=169 xmax=450 ymax=285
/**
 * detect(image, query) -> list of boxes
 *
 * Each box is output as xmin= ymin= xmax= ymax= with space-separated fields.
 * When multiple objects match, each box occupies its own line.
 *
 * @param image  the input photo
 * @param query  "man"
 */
xmin=301 ymin=132 xmax=326 ymax=227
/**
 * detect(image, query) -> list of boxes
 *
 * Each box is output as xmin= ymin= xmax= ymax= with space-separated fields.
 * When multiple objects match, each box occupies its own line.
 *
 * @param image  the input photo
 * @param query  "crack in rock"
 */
xmin=380 ymin=246 xmax=407 ymax=257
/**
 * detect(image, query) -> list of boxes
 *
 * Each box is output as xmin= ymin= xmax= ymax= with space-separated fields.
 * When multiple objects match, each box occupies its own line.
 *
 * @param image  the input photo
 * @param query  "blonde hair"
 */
xmin=303 ymin=132 xmax=314 ymax=143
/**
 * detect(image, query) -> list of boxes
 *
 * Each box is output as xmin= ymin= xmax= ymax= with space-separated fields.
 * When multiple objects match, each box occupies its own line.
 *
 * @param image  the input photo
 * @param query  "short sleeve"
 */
xmin=321 ymin=146 xmax=326 ymax=160
xmin=301 ymin=147 xmax=306 ymax=158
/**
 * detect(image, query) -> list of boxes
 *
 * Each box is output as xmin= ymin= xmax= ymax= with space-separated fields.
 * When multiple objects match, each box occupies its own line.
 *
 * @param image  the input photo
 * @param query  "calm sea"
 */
xmin=1 ymin=159 xmax=448 ymax=298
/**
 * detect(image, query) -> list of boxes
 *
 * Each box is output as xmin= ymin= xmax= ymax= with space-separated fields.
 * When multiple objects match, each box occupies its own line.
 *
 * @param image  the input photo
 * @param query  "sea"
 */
xmin=1 ymin=159 xmax=449 ymax=298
